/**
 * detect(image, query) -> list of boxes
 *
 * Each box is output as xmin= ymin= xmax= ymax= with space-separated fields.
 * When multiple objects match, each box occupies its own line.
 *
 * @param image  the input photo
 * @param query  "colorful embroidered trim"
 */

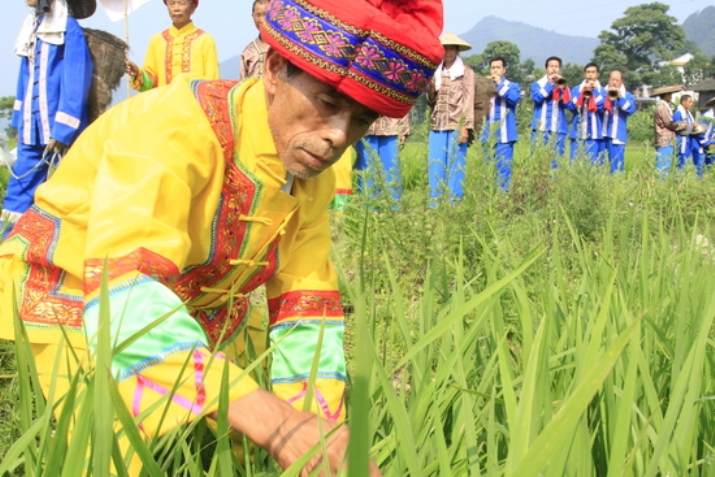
xmin=285 ymin=382 xmax=345 ymax=421
xmin=268 ymin=290 xmax=343 ymax=324
xmin=264 ymin=0 xmax=435 ymax=105
xmin=131 ymin=349 xmax=213 ymax=431
xmin=163 ymin=29 xmax=205 ymax=84
xmin=84 ymin=247 xmax=180 ymax=296
xmin=11 ymin=207 xmax=84 ymax=331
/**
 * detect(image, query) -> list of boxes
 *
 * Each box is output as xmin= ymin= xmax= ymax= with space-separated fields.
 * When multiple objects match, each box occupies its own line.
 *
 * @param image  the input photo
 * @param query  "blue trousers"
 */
xmin=2 ymin=142 xmax=51 ymax=231
xmin=656 ymin=146 xmax=674 ymax=175
xmin=570 ymin=139 xmax=605 ymax=165
xmin=354 ymin=135 xmax=401 ymax=200
xmin=532 ymin=131 xmax=565 ymax=169
xmin=677 ymin=147 xmax=705 ymax=178
xmin=428 ymin=130 xmax=467 ymax=201
xmin=604 ymin=138 xmax=625 ymax=174
xmin=484 ymin=142 xmax=514 ymax=192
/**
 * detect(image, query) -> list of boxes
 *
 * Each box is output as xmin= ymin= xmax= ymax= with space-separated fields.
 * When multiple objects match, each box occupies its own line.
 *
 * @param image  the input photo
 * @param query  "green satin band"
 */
xmin=138 ymin=70 xmax=155 ymax=92
xmin=83 ymin=278 xmax=209 ymax=381
xmin=269 ymin=321 xmax=346 ymax=382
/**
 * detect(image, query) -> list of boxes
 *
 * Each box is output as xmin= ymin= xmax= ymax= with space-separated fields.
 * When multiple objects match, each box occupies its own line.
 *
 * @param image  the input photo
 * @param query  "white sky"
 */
xmin=1 ymin=0 xmax=712 ymax=97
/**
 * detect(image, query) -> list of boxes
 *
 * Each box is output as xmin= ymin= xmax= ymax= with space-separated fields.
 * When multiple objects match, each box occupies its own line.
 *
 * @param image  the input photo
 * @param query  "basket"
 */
xmin=83 ymin=28 xmax=128 ymax=124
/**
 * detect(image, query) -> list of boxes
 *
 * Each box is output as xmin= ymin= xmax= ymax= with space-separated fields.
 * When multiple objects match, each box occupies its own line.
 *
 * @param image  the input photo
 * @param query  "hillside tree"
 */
xmin=592 ymin=2 xmax=684 ymax=86
xmin=0 ymin=96 xmax=17 ymax=137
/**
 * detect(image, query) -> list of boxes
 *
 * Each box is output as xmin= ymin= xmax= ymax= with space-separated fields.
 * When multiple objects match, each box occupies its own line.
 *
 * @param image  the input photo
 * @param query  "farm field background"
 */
xmin=1 ymin=134 xmax=715 ymax=476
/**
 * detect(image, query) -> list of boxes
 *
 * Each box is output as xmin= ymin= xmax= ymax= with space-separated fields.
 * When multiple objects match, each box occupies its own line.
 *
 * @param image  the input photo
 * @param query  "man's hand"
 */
xmin=125 ymin=60 xmax=141 ymax=78
xmin=491 ymin=74 xmax=501 ymax=86
xmin=222 ymin=388 xmax=381 ymax=476
xmin=47 ymin=139 xmax=67 ymax=152
xmin=398 ymin=134 xmax=407 ymax=148
xmin=458 ymin=127 xmax=469 ymax=144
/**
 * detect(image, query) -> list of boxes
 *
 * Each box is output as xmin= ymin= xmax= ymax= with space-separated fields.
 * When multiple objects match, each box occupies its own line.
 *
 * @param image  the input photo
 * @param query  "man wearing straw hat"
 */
xmin=699 ymin=97 xmax=715 ymax=170
xmin=0 ymin=0 xmax=443 ymax=473
xmin=238 ymin=0 xmax=270 ymax=80
xmin=125 ymin=0 xmax=219 ymax=91
xmin=2 ymin=0 xmax=93 ymax=236
xmin=482 ymin=55 xmax=521 ymax=191
xmin=426 ymin=32 xmax=475 ymax=204
xmin=651 ymin=84 xmax=687 ymax=174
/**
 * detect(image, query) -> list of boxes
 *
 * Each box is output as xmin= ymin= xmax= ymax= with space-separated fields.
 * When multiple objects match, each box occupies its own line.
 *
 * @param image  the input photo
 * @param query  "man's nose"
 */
xmin=324 ymin=114 xmax=350 ymax=149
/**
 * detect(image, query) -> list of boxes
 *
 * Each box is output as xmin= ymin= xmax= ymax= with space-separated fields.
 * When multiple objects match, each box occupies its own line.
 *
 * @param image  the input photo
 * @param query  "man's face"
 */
xmin=252 ymin=1 xmax=267 ymax=30
xmin=166 ymin=0 xmax=195 ymax=27
xmin=609 ymin=72 xmax=623 ymax=89
xmin=546 ymin=60 xmax=561 ymax=76
xmin=264 ymin=52 xmax=378 ymax=180
xmin=490 ymin=60 xmax=506 ymax=77
xmin=443 ymin=46 xmax=459 ymax=65
xmin=584 ymin=66 xmax=599 ymax=81
xmin=682 ymin=97 xmax=694 ymax=110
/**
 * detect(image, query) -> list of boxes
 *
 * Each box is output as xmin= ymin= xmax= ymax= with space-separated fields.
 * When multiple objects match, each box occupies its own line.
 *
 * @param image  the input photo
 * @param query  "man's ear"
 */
xmin=263 ymin=48 xmax=285 ymax=97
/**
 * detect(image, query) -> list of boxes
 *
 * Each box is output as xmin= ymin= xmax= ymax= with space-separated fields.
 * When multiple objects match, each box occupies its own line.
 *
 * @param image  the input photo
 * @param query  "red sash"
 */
xmin=553 ymin=85 xmax=571 ymax=103
xmin=576 ymin=87 xmax=598 ymax=112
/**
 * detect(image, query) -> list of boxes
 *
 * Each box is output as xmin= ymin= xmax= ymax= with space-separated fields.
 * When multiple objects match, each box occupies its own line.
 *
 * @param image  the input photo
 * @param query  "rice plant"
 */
xmin=1 ymin=138 xmax=715 ymax=475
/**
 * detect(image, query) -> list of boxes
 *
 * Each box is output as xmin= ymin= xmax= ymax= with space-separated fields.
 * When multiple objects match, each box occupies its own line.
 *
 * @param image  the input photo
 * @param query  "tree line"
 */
xmin=463 ymin=2 xmax=715 ymax=92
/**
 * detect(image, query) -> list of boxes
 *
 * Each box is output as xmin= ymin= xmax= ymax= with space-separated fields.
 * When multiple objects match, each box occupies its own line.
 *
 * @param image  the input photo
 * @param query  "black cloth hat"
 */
xmin=66 ymin=0 xmax=97 ymax=19
xmin=38 ymin=0 xmax=97 ymax=19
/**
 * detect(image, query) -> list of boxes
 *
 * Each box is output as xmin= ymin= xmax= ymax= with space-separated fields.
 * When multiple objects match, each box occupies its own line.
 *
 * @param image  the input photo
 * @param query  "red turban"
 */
xmin=261 ymin=0 xmax=444 ymax=117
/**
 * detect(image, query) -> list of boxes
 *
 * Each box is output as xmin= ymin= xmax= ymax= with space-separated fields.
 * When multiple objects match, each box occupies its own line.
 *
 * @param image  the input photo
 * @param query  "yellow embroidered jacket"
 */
xmin=132 ymin=22 xmax=219 ymax=91
xmin=0 ymin=75 xmax=346 ymax=437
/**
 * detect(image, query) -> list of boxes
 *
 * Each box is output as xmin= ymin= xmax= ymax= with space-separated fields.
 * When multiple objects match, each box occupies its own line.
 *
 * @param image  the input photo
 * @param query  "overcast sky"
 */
xmin=1 ymin=0 xmax=712 ymax=97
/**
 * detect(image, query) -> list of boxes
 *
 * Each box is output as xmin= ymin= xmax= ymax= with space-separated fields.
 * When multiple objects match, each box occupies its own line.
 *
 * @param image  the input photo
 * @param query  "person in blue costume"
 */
xmin=530 ymin=56 xmax=571 ymax=163
xmin=3 ymin=0 xmax=92 ymax=236
xmin=601 ymin=70 xmax=636 ymax=174
xmin=673 ymin=94 xmax=706 ymax=177
xmin=482 ymin=56 xmax=520 ymax=191
xmin=566 ymin=63 xmax=606 ymax=165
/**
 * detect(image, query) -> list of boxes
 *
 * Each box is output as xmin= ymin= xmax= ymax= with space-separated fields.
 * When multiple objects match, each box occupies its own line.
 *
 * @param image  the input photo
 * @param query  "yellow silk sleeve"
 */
xmin=200 ymin=34 xmax=220 ymax=80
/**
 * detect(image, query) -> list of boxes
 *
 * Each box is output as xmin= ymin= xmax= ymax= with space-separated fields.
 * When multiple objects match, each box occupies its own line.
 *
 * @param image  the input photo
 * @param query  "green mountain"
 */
xmin=459 ymin=16 xmax=599 ymax=66
xmin=682 ymin=6 xmax=715 ymax=56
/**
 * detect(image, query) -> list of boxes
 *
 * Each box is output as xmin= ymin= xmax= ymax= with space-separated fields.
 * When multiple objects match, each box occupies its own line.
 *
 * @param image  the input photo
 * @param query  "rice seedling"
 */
xmin=1 ymin=137 xmax=715 ymax=475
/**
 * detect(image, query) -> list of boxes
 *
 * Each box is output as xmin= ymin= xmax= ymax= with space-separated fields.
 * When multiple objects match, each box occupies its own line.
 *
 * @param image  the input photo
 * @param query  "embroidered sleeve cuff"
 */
xmin=133 ymin=70 xmax=156 ymax=92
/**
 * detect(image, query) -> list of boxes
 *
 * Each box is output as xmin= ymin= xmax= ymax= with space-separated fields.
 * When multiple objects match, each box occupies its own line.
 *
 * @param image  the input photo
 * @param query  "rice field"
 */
xmin=1 ymin=136 xmax=715 ymax=476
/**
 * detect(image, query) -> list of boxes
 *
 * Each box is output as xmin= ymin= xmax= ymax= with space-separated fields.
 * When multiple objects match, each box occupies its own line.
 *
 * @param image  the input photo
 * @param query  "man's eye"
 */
xmin=319 ymin=97 xmax=338 ymax=111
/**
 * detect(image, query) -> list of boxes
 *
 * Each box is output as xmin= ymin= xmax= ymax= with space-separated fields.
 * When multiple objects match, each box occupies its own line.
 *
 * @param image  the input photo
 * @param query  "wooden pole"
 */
xmin=125 ymin=0 xmax=130 ymax=98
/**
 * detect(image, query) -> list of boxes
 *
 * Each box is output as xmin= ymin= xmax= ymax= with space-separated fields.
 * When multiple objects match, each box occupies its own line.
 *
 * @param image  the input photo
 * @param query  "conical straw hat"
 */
xmin=439 ymin=32 xmax=472 ymax=52
xmin=650 ymin=84 xmax=684 ymax=97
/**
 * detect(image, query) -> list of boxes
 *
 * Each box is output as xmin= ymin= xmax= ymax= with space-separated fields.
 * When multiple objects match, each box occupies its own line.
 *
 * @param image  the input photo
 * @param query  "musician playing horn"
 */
xmin=566 ymin=62 xmax=606 ymax=165
xmin=481 ymin=56 xmax=521 ymax=191
xmin=602 ymin=70 xmax=636 ymax=174
xmin=530 ymin=55 xmax=571 ymax=163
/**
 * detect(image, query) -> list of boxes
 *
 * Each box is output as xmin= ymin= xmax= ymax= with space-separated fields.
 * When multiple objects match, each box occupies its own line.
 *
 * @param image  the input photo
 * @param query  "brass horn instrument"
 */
xmin=556 ymin=77 xmax=567 ymax=86
xmin=582 ymin=87 xmax=593 ymax=99
xmin=608 ymin=88 xmax=619 ymax=100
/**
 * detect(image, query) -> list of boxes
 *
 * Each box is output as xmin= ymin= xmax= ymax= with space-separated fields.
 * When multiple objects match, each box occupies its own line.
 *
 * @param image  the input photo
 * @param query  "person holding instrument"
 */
xmin=530 ymin=56 xmax=571 ymax=163
xmin=601 ymin=70 xmax=636 ymax=174
xmin=481 ymin=56 xmax=520 ymax=191
xmin=699 ymin=97 xmax=715 ymax=171
xmin=567 ymin=62 xmax=606 ymax=164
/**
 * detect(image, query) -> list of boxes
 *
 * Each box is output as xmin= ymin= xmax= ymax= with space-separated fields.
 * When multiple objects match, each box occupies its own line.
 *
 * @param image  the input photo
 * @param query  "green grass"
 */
xmin=1 ymin=138 xmax=715 ymax=475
